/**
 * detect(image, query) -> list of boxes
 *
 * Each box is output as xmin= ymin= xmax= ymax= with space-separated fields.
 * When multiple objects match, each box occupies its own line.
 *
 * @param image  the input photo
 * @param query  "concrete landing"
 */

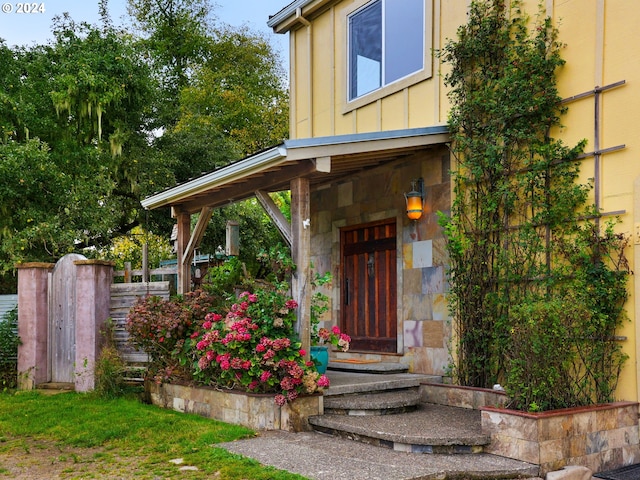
xmin=219 ymin=430 xmax=540 ymax=480
xmin=219 ymin=370 xmax=540 ymax=479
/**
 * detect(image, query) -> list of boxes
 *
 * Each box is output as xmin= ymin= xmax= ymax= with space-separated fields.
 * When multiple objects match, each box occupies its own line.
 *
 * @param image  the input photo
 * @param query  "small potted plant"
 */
xmin=309 ymin=271 xmax=350 ymax=373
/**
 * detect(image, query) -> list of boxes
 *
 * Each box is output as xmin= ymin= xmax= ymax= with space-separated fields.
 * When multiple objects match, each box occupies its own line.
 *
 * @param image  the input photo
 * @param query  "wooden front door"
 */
xmin=341 ymin=219 xmax=397 ymax=352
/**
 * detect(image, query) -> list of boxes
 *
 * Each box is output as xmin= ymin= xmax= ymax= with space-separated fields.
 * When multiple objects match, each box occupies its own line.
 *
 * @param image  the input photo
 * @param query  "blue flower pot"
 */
xmin=310 ymin=345 xmax=329 ymax=374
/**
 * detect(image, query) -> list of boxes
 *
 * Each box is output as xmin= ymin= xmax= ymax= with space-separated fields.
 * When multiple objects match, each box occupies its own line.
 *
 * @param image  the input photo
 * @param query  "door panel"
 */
xmin=341 ymin=220 xmax=397 ymax=352
xmin=49 ymin=254 xmax=84 ymax=383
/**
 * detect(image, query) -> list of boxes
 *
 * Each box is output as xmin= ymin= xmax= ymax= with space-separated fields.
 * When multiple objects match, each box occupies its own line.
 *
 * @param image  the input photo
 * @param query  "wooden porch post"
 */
xmin=290 ymin=177 xmax=311 ymax=359
xmin=173 ymin=207 xmax=192 ymax=294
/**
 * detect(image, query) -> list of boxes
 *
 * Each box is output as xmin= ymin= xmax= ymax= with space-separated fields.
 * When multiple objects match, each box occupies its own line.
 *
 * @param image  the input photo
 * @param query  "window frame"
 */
xmin=343 ymin=0 xmax=432 ymax=113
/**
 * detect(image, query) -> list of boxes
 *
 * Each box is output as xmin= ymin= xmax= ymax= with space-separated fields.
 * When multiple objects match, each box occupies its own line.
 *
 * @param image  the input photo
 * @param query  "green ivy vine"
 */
xmin=439 ymin=0 xmax=629 ymax=410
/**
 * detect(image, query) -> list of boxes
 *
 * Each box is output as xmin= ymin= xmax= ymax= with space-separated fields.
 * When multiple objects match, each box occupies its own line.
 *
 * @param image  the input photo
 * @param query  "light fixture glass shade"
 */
xmin=406 ymin=192 xmax=423 ymax=220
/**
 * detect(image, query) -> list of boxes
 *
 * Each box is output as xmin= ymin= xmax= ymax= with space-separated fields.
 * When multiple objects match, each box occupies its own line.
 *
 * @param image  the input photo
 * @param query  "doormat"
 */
xmin=594 ymin=464 xmax=640 ymax=480
xmin=330 ymin=359 xmax=380 ymax=364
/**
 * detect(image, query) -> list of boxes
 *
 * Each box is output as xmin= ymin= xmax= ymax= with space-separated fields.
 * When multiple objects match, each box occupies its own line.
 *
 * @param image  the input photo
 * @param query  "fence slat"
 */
xmin=109 ymin=281 xmax=170 ymax=364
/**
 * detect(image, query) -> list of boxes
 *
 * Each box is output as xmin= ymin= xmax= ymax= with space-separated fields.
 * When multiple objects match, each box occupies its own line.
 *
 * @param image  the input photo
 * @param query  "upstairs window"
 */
xmin=348 ymin=0 xmax=425 ymax=101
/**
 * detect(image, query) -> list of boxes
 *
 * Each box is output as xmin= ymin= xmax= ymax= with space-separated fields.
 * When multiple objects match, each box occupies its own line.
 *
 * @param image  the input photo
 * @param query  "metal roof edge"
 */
xmin=284 ymin=125 xmax=449 ymax=150
xmin=141 ymin=145 xmax=287 ymax=210
xmin=267 ymin=0 xmax=315 ymax=29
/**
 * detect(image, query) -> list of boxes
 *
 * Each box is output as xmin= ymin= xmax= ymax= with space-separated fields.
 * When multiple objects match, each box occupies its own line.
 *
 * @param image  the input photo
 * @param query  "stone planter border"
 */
xmin=420 ymin=381 xmax=509 ymax=409
xmin=420 ymin=382 xmax=640 ymax=475
xmin=147 ymin=381 xmax=323 ymax=432
xmin=481 ymin=402 xmax=640 ymax=475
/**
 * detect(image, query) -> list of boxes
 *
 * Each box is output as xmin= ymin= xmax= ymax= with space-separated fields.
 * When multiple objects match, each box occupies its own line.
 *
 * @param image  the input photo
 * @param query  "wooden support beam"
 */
xmin=255 ymin=190 xmax=292 ymax=247
xmin=182 ymin=207 xmax=214 ymax=267
xmin=172 ymin=207 xmax=192 ymax=294
xmin=315 ymin=156 xmax=331 ymax=172
xmin=290 ymin=177 xmax=311 ymax=360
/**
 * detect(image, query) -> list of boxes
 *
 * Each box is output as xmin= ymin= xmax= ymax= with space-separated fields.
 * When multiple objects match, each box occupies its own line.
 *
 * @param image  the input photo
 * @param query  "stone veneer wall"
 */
xmin=147 ymin=382 xmax=322 ymax=432
xmin=481 ymin=402 xmax=640 ymax=475
xmin=420 ymin=382 xmax=509 ymax=409
xmin=310 ymin=147 xmax=451 ymax=374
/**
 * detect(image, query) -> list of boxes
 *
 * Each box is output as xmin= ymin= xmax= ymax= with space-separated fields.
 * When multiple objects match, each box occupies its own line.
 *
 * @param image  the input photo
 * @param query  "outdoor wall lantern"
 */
xmin=404 ymin=178 xmax=425 ymax=220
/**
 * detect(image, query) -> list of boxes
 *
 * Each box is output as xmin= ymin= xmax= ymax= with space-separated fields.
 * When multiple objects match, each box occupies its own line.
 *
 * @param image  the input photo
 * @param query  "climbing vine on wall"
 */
xmin=439 ymin=0 xmax=629 ymax=410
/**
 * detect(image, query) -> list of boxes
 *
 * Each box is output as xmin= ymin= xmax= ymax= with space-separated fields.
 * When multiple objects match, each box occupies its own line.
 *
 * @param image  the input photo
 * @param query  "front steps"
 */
xmin=220 ymin=367 xmax=540 ymax=479
xmin=35 ymin=382 xmax=74 ymax=395
xmin=310 ymin=402 xmax=490 ymax=454
xmin=323 ymin=387 xmax=422 ymax=415
xmin=310 ymin=371 xmax=491 ymax=454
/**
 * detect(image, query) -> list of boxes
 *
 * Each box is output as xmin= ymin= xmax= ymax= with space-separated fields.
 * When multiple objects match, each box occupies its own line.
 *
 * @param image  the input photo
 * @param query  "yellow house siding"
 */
xmin=292 ymin=24 xmax=312 ymax=139
xmin=436 ymin=0 xmax=470 ymax=124
xmin=380 ymin=91 xmax=406 ymax=131
xmin=290 ymin=0 xmax=439 ymax=137
xmin=354 ymin=101 xmax=379 ymax=132
xmin=544 ymin=0 xmax=640 ymax=402
xmin=555 ymin=2 xmax=599 ymax=97
xmin=311 ymin=10 xmax=335 ymax=137
xmin=408 ymin=82 xmax=434 ymax=129
xmin=274 ymin=0 xmax=640 ymax=401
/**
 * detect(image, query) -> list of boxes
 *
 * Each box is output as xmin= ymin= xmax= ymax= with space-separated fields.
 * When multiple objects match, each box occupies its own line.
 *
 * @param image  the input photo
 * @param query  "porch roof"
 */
xmin=141 ymin=125 xmax=449 ymax=214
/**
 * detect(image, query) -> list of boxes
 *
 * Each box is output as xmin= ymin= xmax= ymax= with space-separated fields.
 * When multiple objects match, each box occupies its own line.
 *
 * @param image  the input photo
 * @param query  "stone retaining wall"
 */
xmin=420 ymin=382 xmax=640 ymax=475
xmin=147 ymin=382 xmax=322 ymax=432
xmin=481 ymin=402 xmax=640 ymax=476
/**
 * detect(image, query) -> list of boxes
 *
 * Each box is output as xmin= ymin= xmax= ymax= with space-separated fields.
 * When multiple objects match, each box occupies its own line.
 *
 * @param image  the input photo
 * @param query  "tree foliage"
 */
xmin=0 ymin=21 xmax=166 ymax=274
xmin=440 ymin=0 xmax=629 ymax=409
xmin=0 ymin=3 xmax=290 ymax=290
xmin=101 ymin=225 xmax=173 ymax=271
xmin=127 ymin=0 xmax=214 ymax=127
xmin=176 ymin=27 xmax=289 ymax=158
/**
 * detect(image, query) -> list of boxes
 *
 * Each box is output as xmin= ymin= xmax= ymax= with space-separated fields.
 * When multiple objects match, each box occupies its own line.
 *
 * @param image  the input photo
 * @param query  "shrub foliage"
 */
xmin=0 ymin=307 xmax=19 ymax=390
xmin=126 ymin=281 xmax=330 ymax=404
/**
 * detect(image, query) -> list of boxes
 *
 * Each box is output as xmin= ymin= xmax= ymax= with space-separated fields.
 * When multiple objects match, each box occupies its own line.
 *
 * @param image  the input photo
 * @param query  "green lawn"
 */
xmin=0 ymin=390 xmax=308 ymax=479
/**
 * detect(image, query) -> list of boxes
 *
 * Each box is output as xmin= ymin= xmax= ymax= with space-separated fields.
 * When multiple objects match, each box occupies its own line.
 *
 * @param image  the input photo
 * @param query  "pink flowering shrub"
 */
xmin=125 ymin=289 xmax=220 ymax=382
xmin=191 ymin=289 xmax=330 ymax=404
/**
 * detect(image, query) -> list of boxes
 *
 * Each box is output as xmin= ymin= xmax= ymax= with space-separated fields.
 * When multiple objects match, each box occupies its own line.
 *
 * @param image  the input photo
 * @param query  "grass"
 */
xmin=0 ymin=389 xmax=308 ymax=479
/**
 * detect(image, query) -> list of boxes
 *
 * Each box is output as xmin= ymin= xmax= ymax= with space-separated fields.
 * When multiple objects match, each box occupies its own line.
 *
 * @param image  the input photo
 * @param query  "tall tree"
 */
xmin=127 ymin=0 xmax=214 ymax=128
xmin=165 ymin=27 xmax=289 ymax=181
xmin=177 ymin=27 xmax=289 ymax=158
xmin=0 ymin=19 xmax=169 ymax=278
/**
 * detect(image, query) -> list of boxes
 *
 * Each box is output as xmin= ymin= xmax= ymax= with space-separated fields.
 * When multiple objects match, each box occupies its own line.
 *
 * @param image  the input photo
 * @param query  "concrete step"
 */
xmin=324 ymin=387 xmax=421 ymax=415
xmin=36 ymin=382 xmax=74 ymax=390
xmin=327 ymin=361 xmax=409 ymax=374
xmin=310 ymin=403 xmax=490 ymax=454
xmin=35 ymin=382 xmax=75 ymax=395
xmin=324 ymin=370 xmax=440 ymax=396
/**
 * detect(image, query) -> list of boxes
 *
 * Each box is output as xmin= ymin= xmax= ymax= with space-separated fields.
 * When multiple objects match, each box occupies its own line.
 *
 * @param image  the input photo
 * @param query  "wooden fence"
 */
xmin=113 ymin=263 xmax=177 ymax=284
xmin=110 ymin=282 xmax=170 ymax=364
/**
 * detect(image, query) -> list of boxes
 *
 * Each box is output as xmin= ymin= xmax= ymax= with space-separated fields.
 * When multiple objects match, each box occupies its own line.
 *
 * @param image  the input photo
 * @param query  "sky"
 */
xmin=0 ymin=0 xmax=289 ymax=63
